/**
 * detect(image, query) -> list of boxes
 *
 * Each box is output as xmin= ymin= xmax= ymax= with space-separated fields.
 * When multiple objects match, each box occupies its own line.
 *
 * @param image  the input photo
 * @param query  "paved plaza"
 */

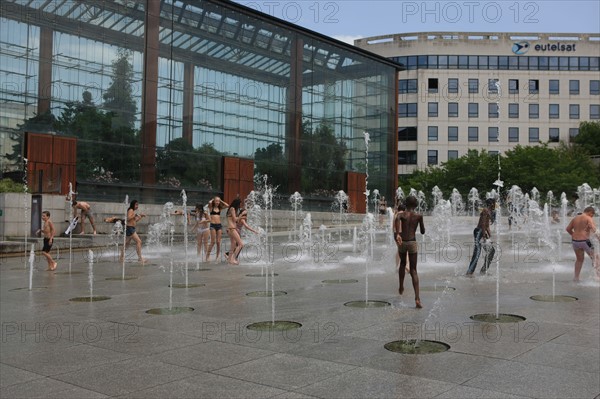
xmin=1 ymin=224 xmax=599 ymax=399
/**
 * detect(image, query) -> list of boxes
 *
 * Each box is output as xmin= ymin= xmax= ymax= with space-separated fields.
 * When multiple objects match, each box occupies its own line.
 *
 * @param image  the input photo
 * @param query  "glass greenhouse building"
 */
xmin=0 ymin=0 xmax=399 ymax=210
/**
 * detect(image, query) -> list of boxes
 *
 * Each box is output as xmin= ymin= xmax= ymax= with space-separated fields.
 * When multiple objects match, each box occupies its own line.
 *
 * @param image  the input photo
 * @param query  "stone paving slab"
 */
xmin=1 ymin=230 xmax=599 ymax=399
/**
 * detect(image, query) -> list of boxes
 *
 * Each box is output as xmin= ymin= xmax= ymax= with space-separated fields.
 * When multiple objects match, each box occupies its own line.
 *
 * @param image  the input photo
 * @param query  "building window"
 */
xmin=529 ymin=104 xmax=539 ymax=119
xmin=428 ymin=78 xmax=438 ymax=93
xmin=591 ymin=80 xmax=600 ymax=95
xmin=427 ymin=150 xmax=438 ymax=165
xmin=569 ymin=128 xmax=579 ymax=142
xmin=509 ymin=103 xmax=519 ymax=118
xmin=398 ymin=127 xmax=417 ymax=141
xmin=569 ymin=104 xmax=580 ymax=119
xmin=509 ymin=79 xmax=519 ymax=94
xmin=468 ymin=103 xmax=479 ymax=118
xmin=448 ymin=102 xmax=458 ymax=117
xmin=488 ymin=103 xmax=499 ymax=118
xmin=549 ymin=128 xmax=559 ymax=143
xmin=488 ymin=79 xmax=499 ymax=93
xmin=428 ymin=126 xmax=438 ymax=141
xmin=468 ymin=78 xmax=479 ymax=93
xmin=509 ymin=127 xmax=519 ymax=142
xmin=399 ymin=79 xmax=418 ymax=94
xmin=398 ymin=150 xmax=417 ymax=165
xmin=529 ymin=79 xmax=539 ymax=94
xmin=549 ymin=79 xmax=559 ymax=94
xmin=549 ymin=104 xmax=559 ymax=119
xmin=448 ymin=78 xmax=459 ymax=93
xmin=448 ymin=150 xmax=459 ymax=160
xmin=488 ymin=127 xmax=499 ymax=142
xmin=399 ymin=103 xmax=417 ymax=117
xmin=428 ymin=102 xmax=438 ymax=117
xmin=468 ymin=126 xmax=479 ymax=142
xmin=529 ymin=127 xmax=539 ymax=142
xmin=591 ymin=104 xmax=600 ymax=119
xmin=448 ymin=126 xmax=458 ymax=141
xmin=569 ymin=80 xmax=580 ymax=95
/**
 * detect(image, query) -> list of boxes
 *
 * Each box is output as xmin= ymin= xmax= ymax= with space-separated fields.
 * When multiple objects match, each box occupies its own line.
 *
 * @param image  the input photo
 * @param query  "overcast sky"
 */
xmin=231 ymin=0 xmax=600 ymax=44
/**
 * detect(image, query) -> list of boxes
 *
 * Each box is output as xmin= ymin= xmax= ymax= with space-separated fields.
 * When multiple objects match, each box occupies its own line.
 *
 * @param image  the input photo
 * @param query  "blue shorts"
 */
xmin=126 ymin=226 xmax=136 ymax=237
xmin=210 ymin=223 xmax=222 ymax=231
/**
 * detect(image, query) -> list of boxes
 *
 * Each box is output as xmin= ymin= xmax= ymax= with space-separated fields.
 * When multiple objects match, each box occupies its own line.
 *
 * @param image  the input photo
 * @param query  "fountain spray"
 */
xmin=23 ymin=158 xmax=29 ymax=269
xmin=492 ymin=80 xmax=504 ymax=320
xmin=122 ymin=195 xmax=129 ymax=278
xmin=28 ymin=244 xmax=35 ymax=291
xmin=181 ymin=189 xmax=188 ymax=287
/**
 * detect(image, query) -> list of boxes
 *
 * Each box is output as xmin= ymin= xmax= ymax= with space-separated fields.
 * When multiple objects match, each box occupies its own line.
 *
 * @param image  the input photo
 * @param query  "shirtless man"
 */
xmin=38 ymin=211 xmax=57 ymax=271
xmin=566 ymin=207 xmax=600 ymax=281
xmin=394 ymin=195 xmax=425 ymax=308
xmin=120 ymin=200 xmax=146 ymax=263
xmin=72 ymin=199 xmax=97 ymax=234
xmin=466 ymin=198 xmax=496 ymax=276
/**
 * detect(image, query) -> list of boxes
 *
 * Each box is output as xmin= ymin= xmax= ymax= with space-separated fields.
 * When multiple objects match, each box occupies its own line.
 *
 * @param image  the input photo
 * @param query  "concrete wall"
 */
xmin=0 ymin=193 xmax=369 ymax=240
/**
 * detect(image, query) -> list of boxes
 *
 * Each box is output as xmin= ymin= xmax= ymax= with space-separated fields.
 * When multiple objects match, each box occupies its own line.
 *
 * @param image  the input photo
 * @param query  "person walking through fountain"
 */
xmin=206 ymin=196 xmax=229 ymax=262
xmin=38 ymin=211 xmax=57 ymax=271
xmin=71 ymin=199 xmax=97 ymax=234
xmin=466 ymin=198 xmax=496 ymax=276
xmin=225 ymin=199 xmax=244 ymax=265
xmin=226 ymin=205 xmax=259 ymax=262
xmin=394 ymin=195 xmax=425 ymax=308
xmin=566 ymin=206 xmax=600 ymax=282
xmin=120 ymin=200 xmax=147 ymax=264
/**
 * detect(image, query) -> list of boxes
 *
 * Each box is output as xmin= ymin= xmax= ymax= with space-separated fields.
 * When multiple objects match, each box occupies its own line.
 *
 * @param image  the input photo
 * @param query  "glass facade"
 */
xmin=0 ymin=0 xmax=398 ymax=207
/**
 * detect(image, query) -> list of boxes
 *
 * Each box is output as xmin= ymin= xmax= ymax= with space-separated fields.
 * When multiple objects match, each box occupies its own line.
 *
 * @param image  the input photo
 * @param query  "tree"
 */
xmin=103 ymin=48 xmax=137 ymax=130
xmin=52 ymin=49 xmax=141 ymax=183
xmin=400 ymin=149 xmax=499 ymax=199
xmin=400 ymin=145 xmax=599 ymax=201
xmin=156 ymin=139 xmax=222 ymax=189
xmin=254 ymin=143 xmax=287 ymax=191
xmin=300 ymin=120 xmax=347 ymax=195
xmin=573 ymin=121 xmax=600 ymax=156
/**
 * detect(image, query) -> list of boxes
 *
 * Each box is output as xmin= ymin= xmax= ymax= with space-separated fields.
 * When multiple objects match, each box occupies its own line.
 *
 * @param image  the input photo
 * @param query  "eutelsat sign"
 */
xmin=534 ymin=43 xmax=577 ymax=52
xmin=512 ymin=41 xmax=577 ymax=54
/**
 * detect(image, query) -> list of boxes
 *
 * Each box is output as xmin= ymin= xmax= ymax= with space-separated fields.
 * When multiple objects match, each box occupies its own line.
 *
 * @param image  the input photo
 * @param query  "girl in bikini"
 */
xmin=192 ymin=203 xmax=210 ymax=261
xmin=206 ymin=196 xmax=229 ymax=262
xmin=226 ymin=198 xmax=243 ymax=265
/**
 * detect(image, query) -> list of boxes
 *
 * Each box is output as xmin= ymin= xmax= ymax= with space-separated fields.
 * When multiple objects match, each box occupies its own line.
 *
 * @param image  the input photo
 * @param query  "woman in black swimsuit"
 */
xmin=206 ymin=196 xmax=229 ymax=262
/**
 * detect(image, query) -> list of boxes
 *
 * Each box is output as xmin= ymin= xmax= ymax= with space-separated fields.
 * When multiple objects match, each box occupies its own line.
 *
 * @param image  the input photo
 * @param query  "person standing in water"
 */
xmin=566 ymin=206 xmax=600 ymax=281
xmin=192 ymin=203 xmax=211 ymax=261
xmin=394 ymin=195 xmax=425 ymax=308
xmin=206 ymin=196 xmax=229 ymax=262
xmin=39 ymin=211 xmax=57 ymax=271
xmin=466 ymin=198 xmax=496 ymax=276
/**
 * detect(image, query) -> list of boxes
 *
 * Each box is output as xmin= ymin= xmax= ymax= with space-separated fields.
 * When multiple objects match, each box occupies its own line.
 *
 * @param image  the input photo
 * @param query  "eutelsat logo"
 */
xmin=512 ymin=42 xmax=530 ymax=55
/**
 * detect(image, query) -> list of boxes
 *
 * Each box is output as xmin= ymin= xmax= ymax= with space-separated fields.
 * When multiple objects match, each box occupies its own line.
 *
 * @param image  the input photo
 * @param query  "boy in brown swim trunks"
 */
xmin=394 ymin=196 xmax=426 ymax=308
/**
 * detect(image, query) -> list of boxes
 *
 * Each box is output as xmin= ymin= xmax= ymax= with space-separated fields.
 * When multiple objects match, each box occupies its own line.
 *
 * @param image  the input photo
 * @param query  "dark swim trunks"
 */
xmin=210 ymin=223 xmax=222 ymax=231
xmin=126 ymin=226 xmax=136 ymax=237
xmin=42 ymin=238 xmax=53 ymax=253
